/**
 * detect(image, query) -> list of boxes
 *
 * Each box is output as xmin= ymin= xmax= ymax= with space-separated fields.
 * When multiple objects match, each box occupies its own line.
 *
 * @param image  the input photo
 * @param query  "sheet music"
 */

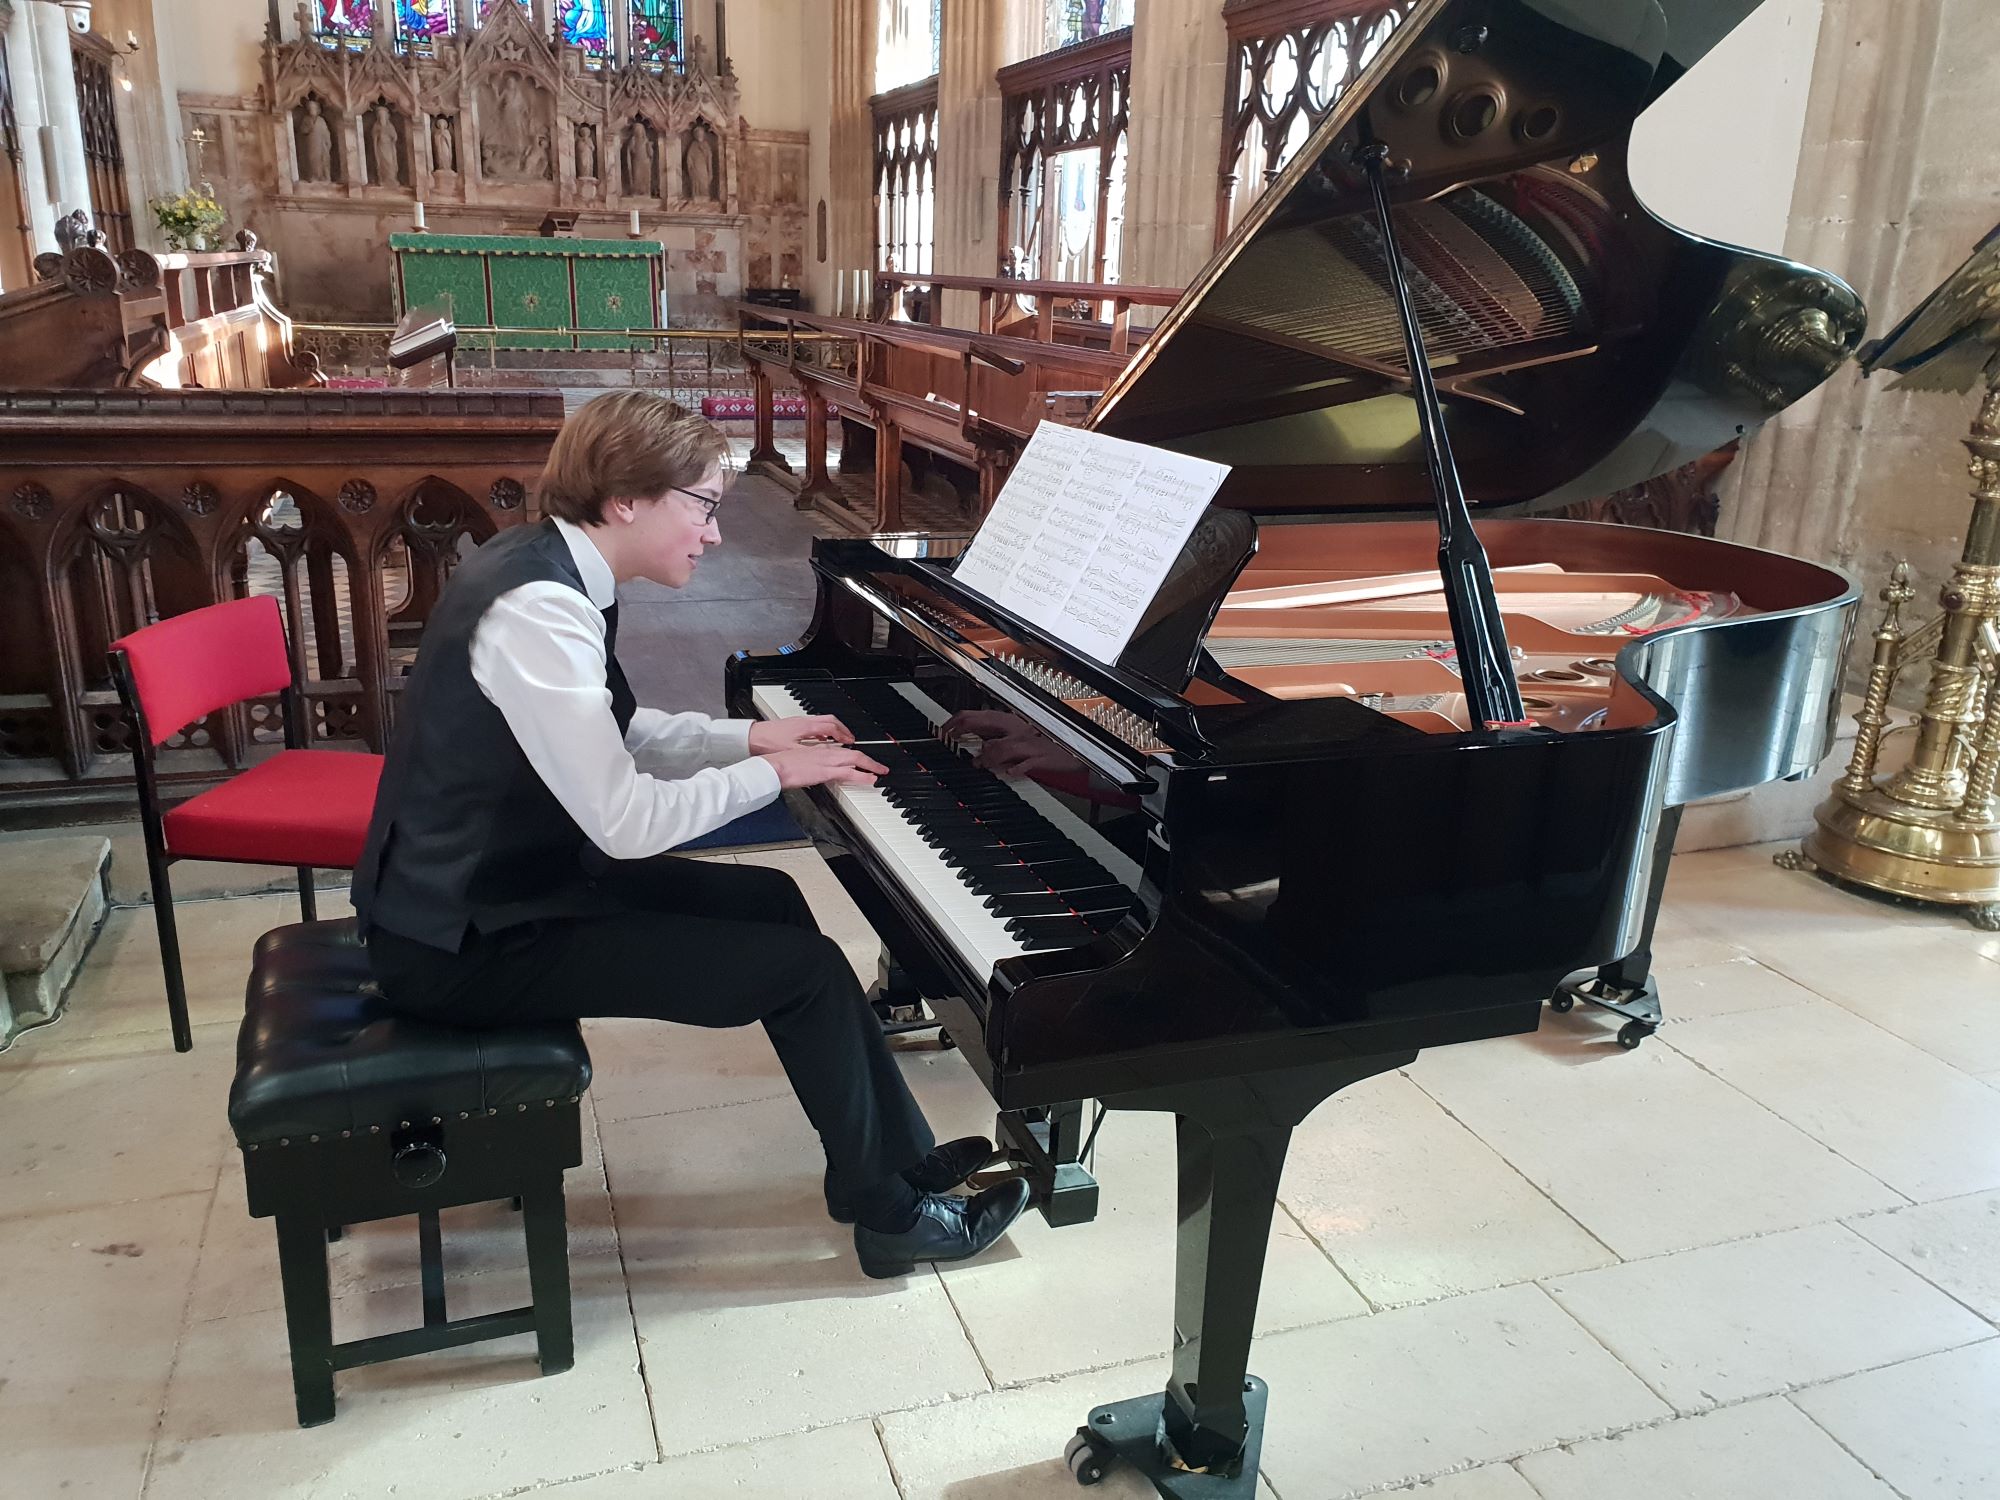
xmin=952 ymin=424 xmax=1230 ymax=663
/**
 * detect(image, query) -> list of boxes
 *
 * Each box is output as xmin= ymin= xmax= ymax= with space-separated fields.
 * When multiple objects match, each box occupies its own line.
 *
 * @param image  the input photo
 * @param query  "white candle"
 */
xmin=629 ymin=209 xmax=642 ymax=237
xmin=412 ymin=201 xmax=426 ymax=230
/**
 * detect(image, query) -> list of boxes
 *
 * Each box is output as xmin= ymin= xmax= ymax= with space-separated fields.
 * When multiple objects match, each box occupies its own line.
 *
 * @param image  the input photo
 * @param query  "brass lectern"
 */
xmin=1784 ymin=225 xmax=2000 ymax=930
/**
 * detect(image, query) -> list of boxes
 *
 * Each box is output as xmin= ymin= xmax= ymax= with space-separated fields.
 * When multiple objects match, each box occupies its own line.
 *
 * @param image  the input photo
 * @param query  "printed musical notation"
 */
xmin=951 ymin=424 xmax=1230 ymax=664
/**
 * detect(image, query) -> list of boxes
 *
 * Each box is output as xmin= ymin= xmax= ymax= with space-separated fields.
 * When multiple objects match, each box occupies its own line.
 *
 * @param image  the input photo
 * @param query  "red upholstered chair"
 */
xmin=109 ymin=596 xmax=383 ymax=1053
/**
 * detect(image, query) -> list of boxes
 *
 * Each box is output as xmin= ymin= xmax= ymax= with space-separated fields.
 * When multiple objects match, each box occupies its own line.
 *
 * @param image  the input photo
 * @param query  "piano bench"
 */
xmin=227 ymin=918 xmax=593 ymax=1427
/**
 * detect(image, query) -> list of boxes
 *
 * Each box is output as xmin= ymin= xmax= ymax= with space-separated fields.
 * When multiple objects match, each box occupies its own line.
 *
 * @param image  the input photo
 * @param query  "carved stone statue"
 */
xmin=527 ymin=130 xmax=550 ymax=181
xmin=301 ymin=98 xmax=334 ymax=182
xmin=432 ymin=114 xmax=456 ymax=175
xmin=53 ymin=209 xmax=100 ymax=253
xmin=574 ymin=122 xmax=597 ymax=180
xmin=684 ymin=122 xmax=717 ymax=202
xmin=689 ymin=36 xmax=710 ymax=77
xmin=481 ymin=72 xmax=534 ymax=177
xmin=658 ymin=134 xmax=681 ymax=201
xmin=621 ymin=121 xmax=654 ymax=198
xmin=369 ymin=105 xmax=401 ymax=187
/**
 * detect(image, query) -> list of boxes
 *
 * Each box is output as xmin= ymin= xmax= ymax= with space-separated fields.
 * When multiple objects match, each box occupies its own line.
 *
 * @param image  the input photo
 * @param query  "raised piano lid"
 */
xmin=1086 ymin=0 xmax=1867 ymax=519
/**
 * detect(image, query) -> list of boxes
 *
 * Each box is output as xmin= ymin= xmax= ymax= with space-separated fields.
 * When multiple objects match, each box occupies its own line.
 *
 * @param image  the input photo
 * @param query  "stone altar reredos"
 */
xmin=179 ymin=1 xmax=806 ymax=326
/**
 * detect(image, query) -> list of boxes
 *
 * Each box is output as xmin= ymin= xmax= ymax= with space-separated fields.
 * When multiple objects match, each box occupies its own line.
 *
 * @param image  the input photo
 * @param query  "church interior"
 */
xmin=2 ymin=1 xmax=1999 ymax=1497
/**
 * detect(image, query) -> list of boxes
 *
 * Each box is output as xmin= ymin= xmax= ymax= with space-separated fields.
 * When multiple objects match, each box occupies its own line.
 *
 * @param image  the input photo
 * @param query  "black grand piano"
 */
xmin=730 ymin=1 xmax=1863 ymax=1492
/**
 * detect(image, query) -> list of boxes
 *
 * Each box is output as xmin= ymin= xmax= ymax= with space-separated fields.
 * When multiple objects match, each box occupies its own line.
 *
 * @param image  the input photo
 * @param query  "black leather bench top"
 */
xmin=228 ymin=919 xmax=591 ymax=1146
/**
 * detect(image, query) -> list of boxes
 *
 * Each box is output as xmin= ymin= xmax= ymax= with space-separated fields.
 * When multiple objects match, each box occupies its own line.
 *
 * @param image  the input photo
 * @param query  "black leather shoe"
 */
xmin=825 ymin=1135 xmax=997 ymax=1224
xmin=854 ymin=1178 xmax=1032 ymax=1279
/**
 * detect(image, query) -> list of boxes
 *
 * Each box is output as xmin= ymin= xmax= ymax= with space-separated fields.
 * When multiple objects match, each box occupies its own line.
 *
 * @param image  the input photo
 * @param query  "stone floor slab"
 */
xmin=1845 ymin=1188 xmax=2000 ymax=1327
xmin=1751 ymin=926 xmax=2000 ymax=1073
xmin=1248 ymin=1283 xmax=1667 ymax=1499
xmin=1663 ymin=1000 xmax=2000 ymax=1202
xmin=583 ymin=1015 xmax=795 ymax=1125
xmin=1514 ymin=1397 xmax=1899 ymax=1499
xmin=536 ymin=1421 xmax=901 ymax=1499
xmin=0 ymin=1193 xmax=206 ymax=1500
xmin=1791 ymin=1340 xmax=2000 ymax=1500
xmin=602 ymin=1096 xmax=992 ymax=1455
xmin=1279 ymin=1073 xmax=1614 ymax=1308
xmin=1406 ymin=1026 xmax=1901 ymax=1259
xmin=874 ymin=1358 xmax=1175 ymax=1500
xmin=0 ymin=1023 xmax=236 ymax=1215
xmin=1545 ymin=1223 xmax=1992 ymax=1412
xmin=1374 ymin=1468 xmax=1541 ymax=1500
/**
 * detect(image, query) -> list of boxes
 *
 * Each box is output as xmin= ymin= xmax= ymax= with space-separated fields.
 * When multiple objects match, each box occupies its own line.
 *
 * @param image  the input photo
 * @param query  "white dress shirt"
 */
xmin=467 ymin=517 xmax=782 ymax=860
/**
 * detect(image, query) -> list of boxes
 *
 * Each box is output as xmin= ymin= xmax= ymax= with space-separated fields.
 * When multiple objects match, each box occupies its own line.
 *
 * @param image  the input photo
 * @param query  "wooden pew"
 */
xmin=731 ymin=301 xmax=1139 ymax=533
xmin=0 ymin=242 xmax=322 ymax=392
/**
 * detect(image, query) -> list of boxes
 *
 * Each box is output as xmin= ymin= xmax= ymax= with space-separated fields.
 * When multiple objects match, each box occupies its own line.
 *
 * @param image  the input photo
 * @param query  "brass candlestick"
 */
xmin=1783 ymin=225 xmax=2000 ymax=929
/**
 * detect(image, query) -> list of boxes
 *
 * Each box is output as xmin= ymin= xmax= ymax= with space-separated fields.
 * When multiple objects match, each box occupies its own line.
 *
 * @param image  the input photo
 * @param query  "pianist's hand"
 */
xmin=765 ymin=745 xmax=889 ymax=790
xmin=748 ymin=714 xmax=856 ymax=754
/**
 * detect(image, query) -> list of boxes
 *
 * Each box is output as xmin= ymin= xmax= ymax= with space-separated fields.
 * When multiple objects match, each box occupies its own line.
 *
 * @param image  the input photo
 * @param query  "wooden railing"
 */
xmin=0 ymin=242 xmax=321 ymax=391
xmin=732 ymin=299 xmax=1137 ymax=533
xmin=869 ymin=272 xmax=1181 ymax=356
xmin=0 ymin=388 xmax=564 ymax=809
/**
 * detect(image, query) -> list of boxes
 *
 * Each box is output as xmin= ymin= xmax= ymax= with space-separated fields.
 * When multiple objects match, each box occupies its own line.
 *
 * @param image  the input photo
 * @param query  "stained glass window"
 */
xmin=1049 ymin=0 xmax=1132 ymax=49
xmin=631 ymin=0 xmax=685 ymax=73
xmin=478 ymin=0 xmax=527 ymax=19
xmin=558 ymin=0 xmax=611 ymax=61
xmin=314 ymin=0 xmax=373 ymax=47
xmin=395 ymin=0 xmax=454 ymax=48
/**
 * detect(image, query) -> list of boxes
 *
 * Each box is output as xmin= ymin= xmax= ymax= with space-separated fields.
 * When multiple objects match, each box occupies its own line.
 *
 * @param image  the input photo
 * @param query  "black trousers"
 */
xmin=365 ymin=856 xmax=935 ymax=1189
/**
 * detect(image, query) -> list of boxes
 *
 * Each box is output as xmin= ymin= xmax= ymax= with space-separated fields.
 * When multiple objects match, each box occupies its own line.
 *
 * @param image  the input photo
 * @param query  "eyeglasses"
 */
xmin=666 ymin=483 xmax=728 ymax=522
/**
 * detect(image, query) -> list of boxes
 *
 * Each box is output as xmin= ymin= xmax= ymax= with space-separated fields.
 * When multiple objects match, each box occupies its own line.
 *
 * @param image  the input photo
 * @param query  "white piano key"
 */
xmin=748 ymin=679 xmax=1142 ymax=978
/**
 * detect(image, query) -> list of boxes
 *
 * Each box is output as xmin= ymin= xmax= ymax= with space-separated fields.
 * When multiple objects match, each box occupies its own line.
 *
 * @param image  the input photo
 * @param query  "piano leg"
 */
xmin=1552 ymin=803 xmax=1684 ymax=1049
xmin=1067 ymin=1054 xmax=1411 ymax=1496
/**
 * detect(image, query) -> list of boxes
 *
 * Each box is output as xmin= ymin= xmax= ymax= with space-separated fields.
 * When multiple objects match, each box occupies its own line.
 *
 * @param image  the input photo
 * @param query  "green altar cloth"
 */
xmin=390 ymin=233 xmax=664 ymax=351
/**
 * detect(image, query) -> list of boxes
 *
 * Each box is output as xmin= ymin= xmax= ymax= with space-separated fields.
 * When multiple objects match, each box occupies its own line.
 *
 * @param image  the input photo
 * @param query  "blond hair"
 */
xmin=536 ymin=391 xmax=727 ymax=525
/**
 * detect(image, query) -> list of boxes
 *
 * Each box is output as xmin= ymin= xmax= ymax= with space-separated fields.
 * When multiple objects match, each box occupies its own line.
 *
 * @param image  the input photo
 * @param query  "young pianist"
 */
xmin=350 ymin=391 xmax=1030 ymax=1277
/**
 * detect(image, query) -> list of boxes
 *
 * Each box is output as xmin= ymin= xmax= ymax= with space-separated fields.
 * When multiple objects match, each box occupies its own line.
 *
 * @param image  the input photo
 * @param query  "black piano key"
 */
xmin=1005 ymin=916 xmax=1102 ymax=951
xmin=960 ymin=867 xmax=1062 ymax=894
xmin=985 ymin=885 xmax=1133 ymax=917
xmin=977 ymin=859 xmax=1107 ymax=891
xmin=945 ymin=844 xmax=1076 ymax=868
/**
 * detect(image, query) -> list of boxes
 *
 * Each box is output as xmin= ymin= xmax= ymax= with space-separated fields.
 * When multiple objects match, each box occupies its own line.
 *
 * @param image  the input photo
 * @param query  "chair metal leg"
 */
xmin=149 ymin=871 xmax=194 ymax=1054
xmin=274 ymin=1213 xmax=337 ymax=1427
xmin=297 ymin=867 xmax=318 ymax=922
xmin=418 ymin=1209 xmax=447 ymax=1327
xmin=520 ymin=1177 xmax=574 ymax=1376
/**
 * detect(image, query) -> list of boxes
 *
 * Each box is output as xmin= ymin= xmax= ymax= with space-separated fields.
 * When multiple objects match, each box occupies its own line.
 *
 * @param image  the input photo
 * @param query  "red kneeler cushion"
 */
xmin=162 ymin=750 xmax=383 ymax=868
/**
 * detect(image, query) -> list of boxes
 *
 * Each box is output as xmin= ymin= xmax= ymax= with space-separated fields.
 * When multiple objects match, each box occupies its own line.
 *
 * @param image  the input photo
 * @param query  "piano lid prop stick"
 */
xmin=1357 ymin=141 xmax=1529 ymax=731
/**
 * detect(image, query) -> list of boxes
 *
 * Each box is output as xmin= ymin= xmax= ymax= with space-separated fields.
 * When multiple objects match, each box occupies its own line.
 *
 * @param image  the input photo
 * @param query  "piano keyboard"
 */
xmin=749 ymin=679 xmax=1142 ymax=981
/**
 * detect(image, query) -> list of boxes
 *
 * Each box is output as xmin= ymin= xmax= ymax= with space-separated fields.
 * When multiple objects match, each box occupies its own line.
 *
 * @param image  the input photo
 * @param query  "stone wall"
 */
xmin=1722 ymin=0 xmax=1999 ymax=699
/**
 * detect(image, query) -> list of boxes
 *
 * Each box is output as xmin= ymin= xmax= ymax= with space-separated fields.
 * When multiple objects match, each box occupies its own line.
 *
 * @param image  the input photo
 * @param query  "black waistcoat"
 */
xmin=351 ymin=520 xmax=636 ymax=951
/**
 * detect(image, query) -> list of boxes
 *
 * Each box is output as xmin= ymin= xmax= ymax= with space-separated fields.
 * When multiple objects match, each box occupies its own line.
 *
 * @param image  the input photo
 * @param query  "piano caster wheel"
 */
xmin=937 ymin=1029 xmax=956 ymax=1051
xmin=1064 ymin=1429 xmax=1112 ymax=1487
xmin=1618 ymin=1020 xmax=1655 ymax=1050
xmin=1549 ymin=991 xmax=1576 ymax=1014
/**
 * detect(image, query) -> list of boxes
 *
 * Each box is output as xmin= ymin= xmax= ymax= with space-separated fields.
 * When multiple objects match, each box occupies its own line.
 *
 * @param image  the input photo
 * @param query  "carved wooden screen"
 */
xmin=70 ymin=37 xmax=132 ymax=257
xmin=997 ymin=27 xmax=1131 ymax=285
xmin=1216 ymin=0 xmax=1416 ymax=242
xmin=872 ymin=76 xmax=939 ymax=280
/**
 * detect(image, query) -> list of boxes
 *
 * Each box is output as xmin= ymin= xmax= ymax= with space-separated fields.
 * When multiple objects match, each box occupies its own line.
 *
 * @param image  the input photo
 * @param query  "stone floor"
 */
xmin=2 ymin=843 xmax=1998 ymax=1500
